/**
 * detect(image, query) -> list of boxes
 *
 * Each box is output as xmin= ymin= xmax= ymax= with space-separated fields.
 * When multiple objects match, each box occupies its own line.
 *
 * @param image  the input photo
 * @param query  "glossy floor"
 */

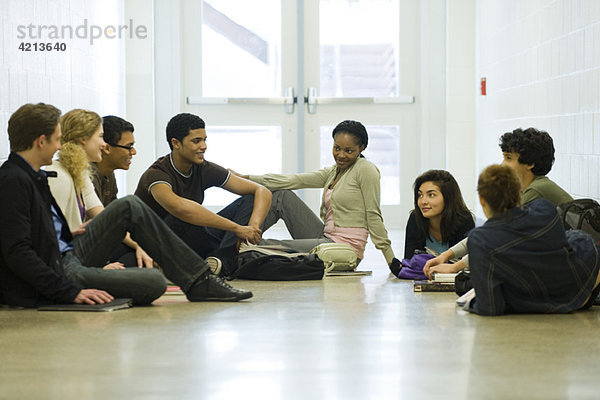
xmin=1 ymin=230 xmax=600 ymax=399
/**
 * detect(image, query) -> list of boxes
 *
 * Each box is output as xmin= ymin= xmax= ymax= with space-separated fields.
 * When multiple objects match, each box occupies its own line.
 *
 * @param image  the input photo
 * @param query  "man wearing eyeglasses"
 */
xmin=90 ymin=116 xmax=136 ymax=206
xmin=89 ymin=116 xmax=142 ymax=268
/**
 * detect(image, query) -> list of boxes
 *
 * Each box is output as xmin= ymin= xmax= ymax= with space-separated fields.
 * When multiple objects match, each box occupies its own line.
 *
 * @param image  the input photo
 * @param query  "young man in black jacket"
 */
xmin=0 ymin=103 xmax=252 ymax=307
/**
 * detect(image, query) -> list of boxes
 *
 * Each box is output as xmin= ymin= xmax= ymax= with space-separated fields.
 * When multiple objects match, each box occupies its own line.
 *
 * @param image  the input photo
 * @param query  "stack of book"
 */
xmin=413 ymin=273 xmax=457 ymax=292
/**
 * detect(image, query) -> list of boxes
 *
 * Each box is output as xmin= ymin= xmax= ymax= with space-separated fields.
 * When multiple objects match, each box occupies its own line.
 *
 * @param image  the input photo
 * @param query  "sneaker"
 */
xmin=186 ymin=274 xmax=253 ymax=302
xmin=206 ymin=256 xmax=222 ymax=276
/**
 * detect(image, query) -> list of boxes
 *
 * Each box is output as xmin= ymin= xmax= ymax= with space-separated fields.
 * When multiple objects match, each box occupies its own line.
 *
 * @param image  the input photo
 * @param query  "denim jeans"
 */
xmin=63 ymin=195 xmax=209 ymax=305
xmin=258 ymin=190 xmax=334 ymax=253
xmin=164 ymin=194 xmax=256 ymax=259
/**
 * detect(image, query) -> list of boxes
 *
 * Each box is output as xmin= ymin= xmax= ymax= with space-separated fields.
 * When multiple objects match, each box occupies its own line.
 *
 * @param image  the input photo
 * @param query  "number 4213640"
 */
xmin=19 ymin=42 xmax=67 ymax=51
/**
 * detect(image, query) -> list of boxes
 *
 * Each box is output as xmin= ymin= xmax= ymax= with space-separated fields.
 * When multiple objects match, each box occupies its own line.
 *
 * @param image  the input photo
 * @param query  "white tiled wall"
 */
xmin=0 ymin=0 xmax=125 ymax=161
xmin=476 ymin=0 xmax=600 ymax=203
xmin=446 ymin=0 xmax=476 ymax=210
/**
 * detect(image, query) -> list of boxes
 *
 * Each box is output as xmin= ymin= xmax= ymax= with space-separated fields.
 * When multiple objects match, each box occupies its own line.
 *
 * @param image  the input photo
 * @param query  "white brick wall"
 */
xmin=0 ymin=0 xmax=125 ymax=160
xmin=447 ymin=0 xmax=476 ymax=210
xmin=476 ymin=0 xmax=600 ymax=203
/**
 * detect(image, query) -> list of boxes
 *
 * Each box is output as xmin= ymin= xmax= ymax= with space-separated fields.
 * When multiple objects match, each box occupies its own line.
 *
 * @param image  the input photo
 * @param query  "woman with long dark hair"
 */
xmin=403 ymin=170 xmax=474 ymax=259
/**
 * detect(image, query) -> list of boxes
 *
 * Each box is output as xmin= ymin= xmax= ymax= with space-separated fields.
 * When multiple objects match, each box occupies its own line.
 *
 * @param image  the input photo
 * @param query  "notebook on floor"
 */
xmin=164 ymin=285 xmax=184 ymax=295
xmin=326 ymin=270 xmax=372 ymax=276
xmin=38 ymin=298 xmax=133 ymax=312
xmin=413 ymin=280 xmax=455 ymax=292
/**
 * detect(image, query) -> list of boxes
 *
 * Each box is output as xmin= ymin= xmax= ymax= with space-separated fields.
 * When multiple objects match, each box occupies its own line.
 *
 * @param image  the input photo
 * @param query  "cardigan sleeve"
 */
xmin=450 ymin=237 xmax=469 ymax=258
xmin=450 ymin=237 xmax=470 ymax=268
xmin=45 ymin=162 xmax=77 ymax=228
xmin=249 ymin=167 xmax=333 ymax=190
xmin=355 ymin=161 xmax=394 ymax=263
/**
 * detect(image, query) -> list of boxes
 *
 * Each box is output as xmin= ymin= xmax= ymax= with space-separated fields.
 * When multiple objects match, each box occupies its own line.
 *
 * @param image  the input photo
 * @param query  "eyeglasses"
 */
xmin=110 ymin=143 xmax=135 ymax=152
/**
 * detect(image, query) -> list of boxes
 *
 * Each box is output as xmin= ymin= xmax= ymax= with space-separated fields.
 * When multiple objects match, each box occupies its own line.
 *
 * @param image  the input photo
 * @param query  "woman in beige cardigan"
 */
xmin=235 ymin=120 xmax=399 ymax=269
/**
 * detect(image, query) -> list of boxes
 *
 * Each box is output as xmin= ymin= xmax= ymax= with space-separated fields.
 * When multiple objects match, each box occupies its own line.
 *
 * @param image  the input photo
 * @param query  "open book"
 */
xmin=413 ymin=273 xmax=458 ymax=292
xmin=413 ymin=280 xmax=455 ymax=292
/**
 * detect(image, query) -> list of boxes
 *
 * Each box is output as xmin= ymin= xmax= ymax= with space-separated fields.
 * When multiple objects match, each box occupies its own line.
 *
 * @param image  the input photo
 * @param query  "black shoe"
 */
xmin=186 ymin=273 xmax=253 ymax=302
xmin=594 ymin=292 xmax=600 ymax=306
xmin=389 ymin=257 xmax=402 ymax=277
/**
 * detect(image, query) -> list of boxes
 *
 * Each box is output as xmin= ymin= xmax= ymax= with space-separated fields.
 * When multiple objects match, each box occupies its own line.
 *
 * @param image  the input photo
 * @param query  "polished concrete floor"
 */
xmin=2 ymin=230 xmax=600 ymax=400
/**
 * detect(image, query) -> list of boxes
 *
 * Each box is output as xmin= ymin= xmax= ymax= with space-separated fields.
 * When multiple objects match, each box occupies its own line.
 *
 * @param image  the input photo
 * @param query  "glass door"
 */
xmin=302 ymin=0 xmax=417 ymax=225
xmin=179 ymin=0 xmax=417 ymax=225
xmin=180 ymin=0 xmax=299 ymax=207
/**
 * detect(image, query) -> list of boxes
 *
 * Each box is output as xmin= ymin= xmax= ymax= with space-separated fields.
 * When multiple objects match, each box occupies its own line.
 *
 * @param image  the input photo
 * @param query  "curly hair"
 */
xmin=166 ymin=113 xmax=205 ymax=150
xmin=332 ymin=120 xmax=368 ymax=158
xmin=477 ymin=164 xmax=522 ymax=214
xmin=59 ymin=109 xmax=102 ymax=191
xmin=499 ymin=127 xmax=555 ymax=175
xmin=412 ymin=169 xmax=472 ymax=243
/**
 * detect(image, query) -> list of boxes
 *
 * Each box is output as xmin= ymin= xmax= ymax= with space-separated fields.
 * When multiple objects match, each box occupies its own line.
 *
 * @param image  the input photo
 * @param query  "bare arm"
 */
xmin=423 ymin=248 xmax=467 ymax=279
xmin=228 ymin=169 xmax=249 ymax=180
xmin=222 ymin=173 xmax=272 ymax=230
xmin=150 ymin=182 xmax=262 ymax=243
xmin=122 ymin=233 xmax=154 ymax=268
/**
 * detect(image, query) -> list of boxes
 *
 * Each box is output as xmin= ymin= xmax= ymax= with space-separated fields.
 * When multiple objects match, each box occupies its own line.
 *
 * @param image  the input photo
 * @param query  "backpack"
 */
xmin=557 ymin=199 xmax=600 ymax=244
xmin=228 ymin=244 xmax=325 ymax=281
xmin=309 ymin=243 xmax=358 ymax=272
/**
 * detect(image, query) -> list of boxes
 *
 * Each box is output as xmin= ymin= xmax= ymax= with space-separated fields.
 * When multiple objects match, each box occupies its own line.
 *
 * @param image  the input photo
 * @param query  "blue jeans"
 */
xmin=63 ymin=196 xmax=209 ymax=305
xmin=164 ymin=195 xmax=257 ymax=276
xmin=164 ymin=194 xmax=256 ymax=258
xmin=258 ymin=190 xmax=334 ymax=252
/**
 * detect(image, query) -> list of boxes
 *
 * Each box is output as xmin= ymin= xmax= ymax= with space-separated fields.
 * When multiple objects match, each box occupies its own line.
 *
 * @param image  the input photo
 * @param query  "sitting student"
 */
xmin=0 ymin=103 xmax=252 ymax=307
xmin=135 ymin=113 xmax=272 ymax=276
xmin=465 ymin=164 xmax=600 ymax=315
xmin=90 ymin=115 xmax=135 ymax=206
xmin=424 ymin=127 xmax=573 ymax=278
xmin=500 ymin=127 xmax=573 ymax=205
xmin=45 ymin=109 xmax=151 ymax=269
xmin=235 ymin=120 xmax=400 ymax=270
xmin=403 ymin=170 xmax=474 ymax=260
xmin=89 ymin=115 xmax=139 ymax=267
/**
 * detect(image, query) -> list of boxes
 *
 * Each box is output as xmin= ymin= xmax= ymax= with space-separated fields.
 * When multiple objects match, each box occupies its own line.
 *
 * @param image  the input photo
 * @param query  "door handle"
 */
xmin=187 ymin=87 xmax=298 ymax=114
xmin=305 ymin=87 xmax=415 ymax=114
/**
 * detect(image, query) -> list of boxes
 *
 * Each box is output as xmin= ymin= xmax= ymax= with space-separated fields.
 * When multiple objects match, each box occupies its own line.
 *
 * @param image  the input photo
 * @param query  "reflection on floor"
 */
xmin=1 ymin=229 xmax=600 ymax=399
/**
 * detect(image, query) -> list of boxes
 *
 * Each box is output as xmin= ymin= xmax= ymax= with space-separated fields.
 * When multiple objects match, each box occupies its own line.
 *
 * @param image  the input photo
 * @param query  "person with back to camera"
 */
xmin=402 ymin=169 xmax=474 ymax=263
xmin=424 ymin=127 xmax=574 ymax=279
xmin=233 ymin=120 xmax=401 ymax=271
xmin=464 ymin=164 xmax=600 ymax=315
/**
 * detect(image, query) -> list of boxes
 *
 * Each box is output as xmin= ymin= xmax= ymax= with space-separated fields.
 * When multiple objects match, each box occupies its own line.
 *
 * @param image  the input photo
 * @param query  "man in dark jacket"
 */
xmin=0 ymin=103 xmax=252 ymax=307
